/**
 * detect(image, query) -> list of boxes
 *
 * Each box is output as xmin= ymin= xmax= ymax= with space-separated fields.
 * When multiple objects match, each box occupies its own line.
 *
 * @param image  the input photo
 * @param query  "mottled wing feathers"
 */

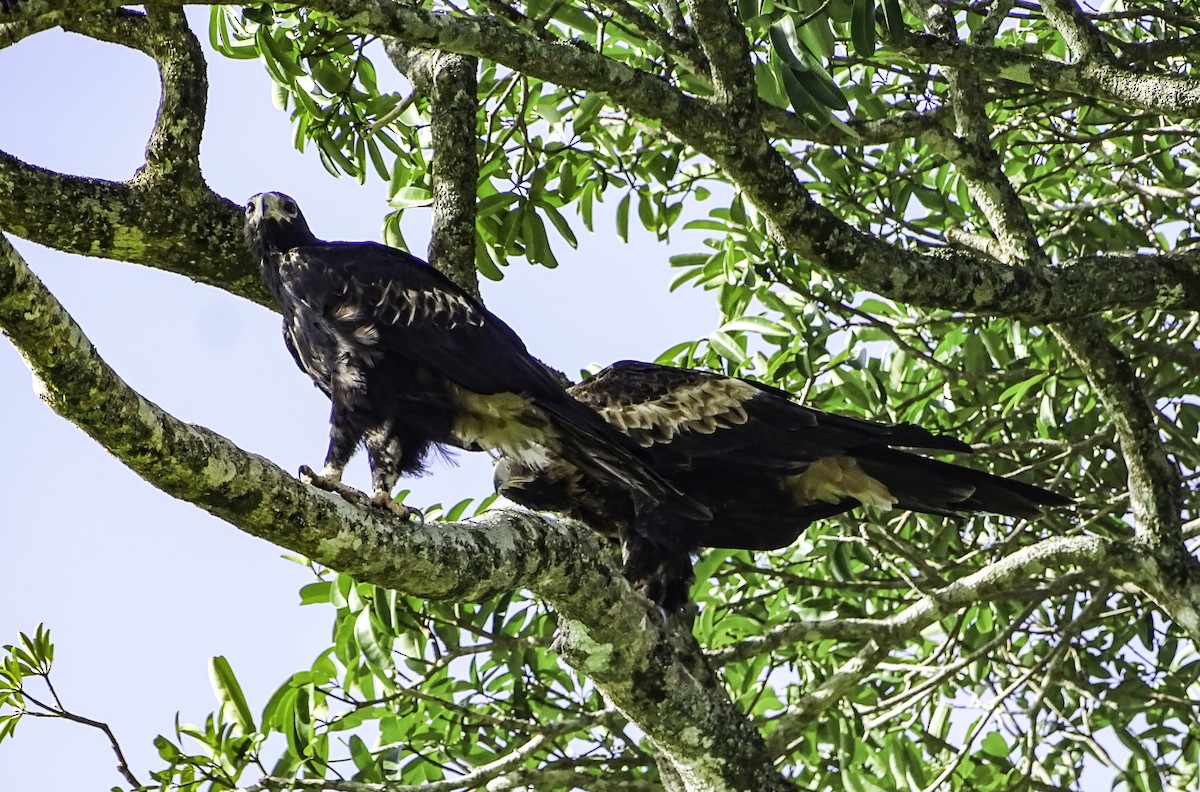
xmin=572 ymin=360 xmax=970 ymax=474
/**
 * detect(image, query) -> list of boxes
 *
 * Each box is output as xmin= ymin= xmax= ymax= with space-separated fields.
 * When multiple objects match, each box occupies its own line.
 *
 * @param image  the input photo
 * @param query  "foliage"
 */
xmin=196 ymin=0 xmax=1200 ymax=787
xmin=5 ymin=0 xmax=1200 ymax=789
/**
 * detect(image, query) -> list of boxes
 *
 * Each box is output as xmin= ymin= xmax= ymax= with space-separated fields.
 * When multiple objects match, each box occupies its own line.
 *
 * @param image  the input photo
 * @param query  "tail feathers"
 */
xmin=539 ymin=399 xmax=712 ymax=521
xmin=853 ymin=447 xmax=1071 ymax=520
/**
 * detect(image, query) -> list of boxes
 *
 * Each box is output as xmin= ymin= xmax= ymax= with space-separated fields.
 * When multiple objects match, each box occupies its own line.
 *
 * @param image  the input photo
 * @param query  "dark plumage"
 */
xmin=495 ymin=360 xmax=1072 ymax=610
xmin=244 ymin=193 xmax=705 ymax=521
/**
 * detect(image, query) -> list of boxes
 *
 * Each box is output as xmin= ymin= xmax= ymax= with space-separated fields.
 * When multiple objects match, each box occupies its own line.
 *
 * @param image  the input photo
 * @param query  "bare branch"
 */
xmin=18 ymin=688 xmax=141 ymax=788
xmin=766 ymin=535 xmax=1113 ymax=756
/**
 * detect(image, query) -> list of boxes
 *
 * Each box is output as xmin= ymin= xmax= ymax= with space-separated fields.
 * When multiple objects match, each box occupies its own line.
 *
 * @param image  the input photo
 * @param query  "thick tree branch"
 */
xmin=681 ymin=0 xmax=755 ymax=112
xmin=55 ymin=4 xmax=207 ymax=186
xmin=1052 ymin=320 xmax=1184 ymax=543
xmin=911 ymin=0 xmax=1186 ymax=574
xmin=899 ymin=30 xmax=1200 ymax=116
xmin=1038 ymin=0 xmax=1109 ymax=59
xmin=138 ymin=5 xmax=208 ymax=186
xmin=0 ymin=235 xmax=790 ymax=792
xmin=384 ymin=40 xmax=481 ymax=298
xmin=8 ymin=2 xmax=1200 ymax=322
xmin=0 ymin=152 xmax=262 ymax=301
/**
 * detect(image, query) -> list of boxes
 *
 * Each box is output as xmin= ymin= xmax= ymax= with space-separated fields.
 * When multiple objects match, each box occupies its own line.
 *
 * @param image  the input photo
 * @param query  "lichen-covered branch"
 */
xmin=0 ymin=234 xmax=791 ymax=792
xmin=899 ymin=30 xmax=1200 ymax=115
xmin=138 ymin=5 xmax=208 ymax=186
xmin=1052 ymin=320 xmax=1183 ymax=543
xmin=765 ymin=535 xmax=1113 ymax=756
xmin=8 ymin=1 xmax=1200 ymax=322
xmin=682 ymin=0 xmax=755 ymax=112
xmin=0 ymin=150 xmax=262 ymax=301
xmin=384 ymin=40 xmax=481 ymax=298
xmin=910 ymin=0 xmax=1186 ymax=592
xmin=1039 ymin=0 xmax=1109 ymax=58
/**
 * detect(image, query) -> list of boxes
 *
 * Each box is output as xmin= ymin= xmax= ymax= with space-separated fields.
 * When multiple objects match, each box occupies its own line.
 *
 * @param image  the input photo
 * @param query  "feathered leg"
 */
xmin=363 ymin=425 xmax=420 ymax=523
xmin=300 ymin=398 xmax=369 ymax=505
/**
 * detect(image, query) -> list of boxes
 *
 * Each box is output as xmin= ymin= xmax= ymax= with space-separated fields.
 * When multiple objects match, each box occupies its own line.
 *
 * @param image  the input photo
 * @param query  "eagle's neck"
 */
xmin=248 ymin=217 xmax=319 ymax=294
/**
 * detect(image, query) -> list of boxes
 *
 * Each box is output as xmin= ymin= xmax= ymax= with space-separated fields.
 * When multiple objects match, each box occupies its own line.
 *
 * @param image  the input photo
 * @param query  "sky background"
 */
xmin=0 ymin=13 xmax=719 ymax=788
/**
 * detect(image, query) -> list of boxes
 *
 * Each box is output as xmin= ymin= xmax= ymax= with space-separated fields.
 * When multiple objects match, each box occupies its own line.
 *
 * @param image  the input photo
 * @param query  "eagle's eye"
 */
xmin=245 ymin=203 xmax=255 ymax=216
xmin=283 ymin=200 xmax=297 ymax=215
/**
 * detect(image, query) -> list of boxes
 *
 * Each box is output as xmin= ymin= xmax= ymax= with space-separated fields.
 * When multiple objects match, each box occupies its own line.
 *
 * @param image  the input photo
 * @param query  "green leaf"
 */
xmin=707 ymin=331 xmax=747 ymax=364
xmin=981 ymin=730 xmax=1009 ymax=758
xmin=208 ymin=656 xmax=255 ymax=733
xmin=616 ymin=193 xmax=631 ymax=242
xmin=721 ymin=316 xmax=790 ymax=337
xmin=881 ymin=0 xmax=905 ymax=41
xmin=390 ymin=186 xmax=433 ymax=208
xmin=573 ymin=94 xmax=604 ymax=134
xmin=850 ymin=0 xmax=876 ymax=57
xmin=539 ymin=202 xmax=578 ymax=248
xmin=354 ymin=607 xmax=394 ymax=680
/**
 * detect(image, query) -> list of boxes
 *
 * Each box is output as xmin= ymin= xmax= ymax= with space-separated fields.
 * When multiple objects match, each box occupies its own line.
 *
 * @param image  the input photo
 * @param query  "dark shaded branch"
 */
xmin=20 ymin=689 xmax=141 ymax=788
xmin=0 ymin=234 xmax=790 ymax=792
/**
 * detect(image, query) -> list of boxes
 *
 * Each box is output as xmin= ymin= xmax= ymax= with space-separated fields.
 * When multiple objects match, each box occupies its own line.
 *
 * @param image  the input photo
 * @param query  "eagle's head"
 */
xmin=244 ymin=192 xmax=318 ymax=264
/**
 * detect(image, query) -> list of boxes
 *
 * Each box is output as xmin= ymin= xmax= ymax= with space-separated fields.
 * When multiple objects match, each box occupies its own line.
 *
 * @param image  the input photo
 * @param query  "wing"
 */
xmin=571 ymin=360 xmax=971 ymax=475
xmin=280 ymin=246 xmax=708 ymax=518
xmin=281 ymin=307 xmax=337 ymax=398
xmin=279 ymin=242 xmax=566 ymax=397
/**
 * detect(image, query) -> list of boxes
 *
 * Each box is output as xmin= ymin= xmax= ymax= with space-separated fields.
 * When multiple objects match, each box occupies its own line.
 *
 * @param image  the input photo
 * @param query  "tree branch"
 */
xmin=384 ymin=41 xmax=481 ymax=298
xmin=8 ymin=1 xmax=1200 ymax=322
xmin=766 ymin=535 xmax=1113 ymax=756
xmin=138 ymin=5 xmax=208 ymax=186
xmin=681 ymin=0 xmax=755 ymax=112
xmin=0 ymin=234 xmax=790 ymax=792
xmin=1051 ymin=320 xmax=1184 ymax=543
xmin=1038 ymin=0 xmax=1110 ymax=59
xmin=898 ymin=29 xmax=1200 ymax=116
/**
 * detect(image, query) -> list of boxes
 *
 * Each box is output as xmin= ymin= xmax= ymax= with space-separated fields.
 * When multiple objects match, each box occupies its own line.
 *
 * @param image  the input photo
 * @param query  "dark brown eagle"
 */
xmin=244 ymin=193 xmax=706 ymax=522
xmin=495 ymin=360 xmax=1071 ymax=610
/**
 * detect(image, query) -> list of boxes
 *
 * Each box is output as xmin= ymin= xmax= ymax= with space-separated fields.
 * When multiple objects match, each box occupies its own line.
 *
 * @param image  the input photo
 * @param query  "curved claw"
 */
xmin=370 ymin=491 xmax=424 ymax=525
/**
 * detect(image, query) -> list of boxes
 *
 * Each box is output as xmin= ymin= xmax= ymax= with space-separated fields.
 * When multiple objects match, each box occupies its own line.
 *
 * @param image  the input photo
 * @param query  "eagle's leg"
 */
xmin=363 ymin=427 xmax=422 ymax=524
xmin=300 ymin=401 xmax=369 ymax=505
xmin=623 ymin=497 xmax=699 ymax=615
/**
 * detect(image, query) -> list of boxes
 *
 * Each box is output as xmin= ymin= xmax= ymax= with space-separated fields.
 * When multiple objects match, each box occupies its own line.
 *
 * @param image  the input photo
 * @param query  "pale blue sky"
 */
xmin=0 ymin=13 xmax=718 ymax=788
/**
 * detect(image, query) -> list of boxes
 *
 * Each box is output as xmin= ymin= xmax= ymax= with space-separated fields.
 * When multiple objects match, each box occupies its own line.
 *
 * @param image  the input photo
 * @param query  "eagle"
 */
xmin=244 ymin=193 xmax=706 ymax=522
xmin=494 ymin=360 xmax=1071 ymax=610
